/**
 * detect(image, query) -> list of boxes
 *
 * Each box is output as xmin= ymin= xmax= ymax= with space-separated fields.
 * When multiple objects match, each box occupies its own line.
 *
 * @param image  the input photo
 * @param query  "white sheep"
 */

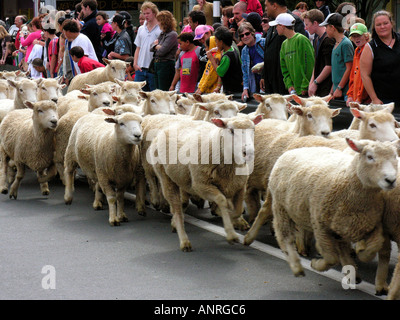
xmin=138 ymin=90 xmax=177 ymax=115
xmin=0 ymin=78 xmax=40 ymax=123
xmin=67 ymin=58 xmax=129 ymax=92
xmin=37 ymin=78 xmax=66 ymax=103
xmin=148 ymin=114 xmax=263 ymax=251
xmin=268 ymin=139 xmax=399 ymax=278
xmin=251 ymin=93 xmax=293 ymax=120
xmin=63 ymin=110 xmax=145 ymax=225
xmin=0 ymin=100 xmax=58 ymax=198
xmin=0 ymin=80 xmax=10 ymax=99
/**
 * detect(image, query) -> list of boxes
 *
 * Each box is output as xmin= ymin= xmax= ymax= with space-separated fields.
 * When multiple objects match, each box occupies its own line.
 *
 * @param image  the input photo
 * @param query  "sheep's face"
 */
xmin=175 ymin=98 xmax=193 ymax=115
xmin=0 ymin=83 xmax=9 ymax=99
xmin=27 ymin=101 xmax=58 ymax=130
xmin=38 ymin=79 xmax=64 ymax=103
xmin=9 ymin=79 xmax=38 ymax=103
xmin=139 ymin=90 xmax=176 ymax=115
xmin=89 ymin=90 xmax=113 ymax=109
xmin=348 ymin=139 xmax=400 ymax=191
xmin=208 ymin=101 xmax=245 ymax=120
xmin=106 ymin=60 xmax=129 ymax=81
xmin=106 ymin=114 xmax=143 ymax=145
xmin=254 ymin=94 xmax=290 ymax=121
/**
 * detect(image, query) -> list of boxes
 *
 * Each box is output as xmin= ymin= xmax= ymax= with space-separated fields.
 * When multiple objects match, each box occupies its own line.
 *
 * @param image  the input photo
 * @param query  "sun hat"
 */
xmin=268 ymin=13 xmax=295 ymax=27
xmin=194 ymin=25 xmax=214 ymax=40
xmin=319 ymin=12 xmax=344 ymax=28
xmin=349 ymin=22 xmax=368 ymax=36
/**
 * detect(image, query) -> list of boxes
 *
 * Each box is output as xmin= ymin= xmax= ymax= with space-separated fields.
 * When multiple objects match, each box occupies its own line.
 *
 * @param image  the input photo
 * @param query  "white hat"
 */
xmin=268 ymin=13 xmax=295 ymax=27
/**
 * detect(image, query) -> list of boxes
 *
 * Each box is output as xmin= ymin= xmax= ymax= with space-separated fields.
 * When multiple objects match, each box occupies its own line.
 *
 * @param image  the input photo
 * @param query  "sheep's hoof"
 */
xmin=137 ymin=210 xmax=146 ymax=217
xmin=233 ymin=216 xmax=250 ymax=231
xmin=243 ymin=234 xmax=254 ymax=246
xmin=1 ymin=188 xmax=8 ymax=195
xmin=93 ymin=204 xmax=103 ymax=211
xmin=42 ymin=190 xmax=50 ymax=196
xmin=64 ymin=198 xmax=72 ymax=205
xmin=119 ymin=215 xmax=129 ymax=223
xmin=375 ymin=288 xmax=388 ymax=296
xmin=180 ymin=241 xmax=192 ymax=252
xmin=9 ymin=193 xmax=17 ymax=200
xmin=227 ymin=235 xmax=239 ymax=245
xmin=294 ymin=270 xmax=305 ymax=277
xmin=109 ymin=220 xmax=120 ymax=226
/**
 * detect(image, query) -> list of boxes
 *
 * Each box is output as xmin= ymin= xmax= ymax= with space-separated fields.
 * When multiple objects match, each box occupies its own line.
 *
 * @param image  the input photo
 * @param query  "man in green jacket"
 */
xmin=271 ymin=13 xmax=315 ymax=96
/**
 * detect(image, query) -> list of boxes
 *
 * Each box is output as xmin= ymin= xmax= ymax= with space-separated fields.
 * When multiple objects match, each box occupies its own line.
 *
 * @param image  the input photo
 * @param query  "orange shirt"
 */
xmin=347 ymin=45 xmax=370 ymax=103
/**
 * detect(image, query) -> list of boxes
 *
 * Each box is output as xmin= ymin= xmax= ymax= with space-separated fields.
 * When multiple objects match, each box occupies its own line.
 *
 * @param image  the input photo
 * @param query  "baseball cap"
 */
xmin=268 ymin=13 xmax=295 ymax=27
xmin=349 ymin=23 xmax=368 ymax=36
xmin=242 ymin=12 xmax=262 ymax=32
xmin=194 ymin=25 xmax=214 ymax=40
xmin=319 ymin=13 xmax=344 ymax=28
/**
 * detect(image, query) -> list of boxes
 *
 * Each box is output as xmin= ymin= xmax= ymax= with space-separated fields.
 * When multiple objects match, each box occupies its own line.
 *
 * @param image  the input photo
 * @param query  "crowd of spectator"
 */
xmin=0 ymin=0 xmax=399 ymax=110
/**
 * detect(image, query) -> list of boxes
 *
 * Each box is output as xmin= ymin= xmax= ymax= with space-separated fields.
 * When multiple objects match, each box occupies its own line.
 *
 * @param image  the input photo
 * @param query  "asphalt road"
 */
xmin=0 ymin=169 xmax=396 ymax=302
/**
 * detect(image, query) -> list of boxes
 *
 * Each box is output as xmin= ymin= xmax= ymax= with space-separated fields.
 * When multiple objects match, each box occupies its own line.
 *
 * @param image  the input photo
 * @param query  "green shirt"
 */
xmin=280 ymin=33 xmax=315 ymax=93
xmin=216 ymin=46 xmax=241 ymax=77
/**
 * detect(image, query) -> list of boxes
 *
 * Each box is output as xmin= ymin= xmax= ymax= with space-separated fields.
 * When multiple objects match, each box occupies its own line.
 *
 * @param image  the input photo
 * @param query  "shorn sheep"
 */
xmin=67 ymin=58 xmax=129 ymax=92
xmin=268 ymin=139 xmax=400 ymax=278
xmin=64 ymin=110 xmax=145 ymax=226
xmin=0 ymin=101 xmax=58 ymax=198
xmin=148 ymin=114 xmax=263 ymax=251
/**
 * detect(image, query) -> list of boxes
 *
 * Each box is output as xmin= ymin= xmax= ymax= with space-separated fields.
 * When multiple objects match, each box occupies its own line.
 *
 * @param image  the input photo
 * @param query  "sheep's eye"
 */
xmin=119 ymin=122 xmax=125 ymax=127
xmin=151 ymin=99 xmax=156 ymax=103
xmin=367 ymin=154 xmax=374 ymax=161
xmin=214 ymin=110 xmax=220 ymax=115
xmin=38 ymin=109 xmax=43 ymax=113
xmin=369 ymin=123 xmax=377 ymax=128
xmin=19 ymin=88 xmax=23 ymax=92
xmin=307 ymin=113 xmax=313 ymax=119
xmin=42 ymin=87 xmax=47 ymax=91
xmin=112 ymin=67 xmax=116 ymax=71
xmin=93 ymin=92 xmax=98 ymax=96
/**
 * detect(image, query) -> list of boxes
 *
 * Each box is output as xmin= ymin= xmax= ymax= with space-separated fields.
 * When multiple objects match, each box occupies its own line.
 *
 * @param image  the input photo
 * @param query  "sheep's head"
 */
xmin=25 ymin=100 xmax=58 ymax=130
xmin=8 ymin=79 xmax=38 ymax=103
xmin=103 ymin=58 xmax=130 ymax=82
xmin=0 ymin=80 xmax=9 ymax=99
xmin=80 ymin=84 xmax=114 ymax=111
xmin=289 ymin=104 xmax=341 ymax=137
xmin=253 ymin=93 xmax=292 ymax=121
xmin=351 ymin=106 xmax=399 ymax=142
xmin=347 ymin=138 xmax=400 ymax=191
xmin=198 ymin=100 xmax=246 ymax=121
xmin=103 ymin=108 xmax=143 ymax=145
xmin=37 ymin=78 xmax=66 ymax=103
xmin=139 ymin=90 xmax=176 ymax=115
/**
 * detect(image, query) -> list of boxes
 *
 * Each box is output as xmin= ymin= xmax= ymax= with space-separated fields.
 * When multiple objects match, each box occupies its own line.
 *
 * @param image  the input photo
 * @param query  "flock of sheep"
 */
xmin=1 ymin=58 xmax=400 ymax=300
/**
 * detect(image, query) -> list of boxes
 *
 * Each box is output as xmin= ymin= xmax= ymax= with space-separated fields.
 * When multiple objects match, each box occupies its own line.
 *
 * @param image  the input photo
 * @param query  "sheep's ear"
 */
xmin=168 ymin=90 xmax=177 ymax=96
xmin=253 ymin=93 xmax=263 ymax=103
xmin=104 ymin=117 xmax=117 ymax=124
xmin=226 ymin=94 xmax=234 ymax=100
xmin=115 ymin=79 xmax=124 ymax=86
xmin=35 ymin=78 xmax=43 ymax=85
xmin=77 ymin=95 xmax=89 ymax=100
xmin=321 ymin=94 xmax=334 ymax=102
xmin=346 ymin=138 xmax=364 ymax=153
xmin=211 ymin=118 xmax=227 ymax=128
xmin=102 ymin=58 xmax=111 ymax=65
xmin=112 ymin=96 xmax=120 ymax=102
xmin=192 ymin=93 xmax=203 ymax=102
xmin=59 ymin=83 xmax=67 ymax=89
xmin=237 ymin=102 xmax=247 ymax=111
xmin=80 ymin=88 xmax=91 ymax=95
xmin=138 ymin=81 xmax=146 ymax=88
xmin=331 ymin=108 xmax=341 ymax=118
xmin=284 ymin=94 xmax=294 ymax=102
xmin=103 ymin=109 xmax=116 ymax=116
xmin=291 ymin=105 xmax=304 ymax=116
xmin=391 ymin=140 xmax=400 ymax=155
xmin=383 ymin=103 xmax=395 ymax=113
xmin=198 ymin=104 xmax=209 ymax=111
xmin=349 ymin=102 xmax=360 ymax=109
xmin=138 ymin=91 xmax=148 ymax=99
xmin=253 ymin=114 xmax=263 ymax=125
xmin=24 ymin=101 xmax=35 ymax=109
xmin=291 ymin=95 xmax=306 ymax=106
xmin=7 ymin=79 xmax=17 ymax=88
xmin=350 ymin=108 xmax=365 ymax=120
xmin=395 ymin=120 xmax=400 ymax=129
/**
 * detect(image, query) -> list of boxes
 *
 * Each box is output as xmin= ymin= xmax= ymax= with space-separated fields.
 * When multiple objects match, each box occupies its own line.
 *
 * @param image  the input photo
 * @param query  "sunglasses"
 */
xmin=239 ymin=31 xmax=251 ymax=38
xmin=262 ymin=19 xmax=269 ymax=23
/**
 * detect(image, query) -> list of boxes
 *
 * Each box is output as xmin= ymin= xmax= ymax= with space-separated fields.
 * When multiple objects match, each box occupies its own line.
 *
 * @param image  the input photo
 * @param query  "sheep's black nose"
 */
xmin=52 ymin=98 xmax=58 ymax=103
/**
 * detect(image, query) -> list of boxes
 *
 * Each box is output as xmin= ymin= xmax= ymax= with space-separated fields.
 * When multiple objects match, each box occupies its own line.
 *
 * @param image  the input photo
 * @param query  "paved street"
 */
xmin=0 ymin=170 xmax=395 ymax=301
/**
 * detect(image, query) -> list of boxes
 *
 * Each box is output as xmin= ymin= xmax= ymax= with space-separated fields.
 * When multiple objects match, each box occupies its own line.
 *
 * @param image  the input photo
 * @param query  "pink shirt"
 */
xmin=178 ymin=47 xmax=200 ymax=93
xmin=101 ymin=23 xmax=115 ymax=37
xmin=20 ymin=30 xmax=42 ymax=62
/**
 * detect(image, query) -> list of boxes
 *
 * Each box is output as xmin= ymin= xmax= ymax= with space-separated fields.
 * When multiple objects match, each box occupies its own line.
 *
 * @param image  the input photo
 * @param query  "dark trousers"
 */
xmin=154 ymin=60 xmax=175 ymax=91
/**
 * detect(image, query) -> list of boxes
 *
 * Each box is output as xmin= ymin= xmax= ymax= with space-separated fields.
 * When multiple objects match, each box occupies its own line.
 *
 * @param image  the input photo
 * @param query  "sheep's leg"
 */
xmin=0 ymin=147 xmax=9 ymax=194
xmin=9 ymin=162 xmax=25 ymax=199
xmin=231 ymin=188 xmax=250 ymax=231
xmin=116 ymin=189 xmax=128 ymax=223
xmin=6 ymin=160 xmax=16 ymax=185
xmin=181 ymin=190 xmax=190 ymax=212
xmin=64 ymin=159 xmax=77 ymax=205
xmin=244 ymin=186 xmax=261 ymax=223
xmin=272 ymin=201 xmax=304 ymax=277
xmin=337 ymin=241 xmax=362 ymax=284
xmin=92 ymin=182 xmax=103 ymax=210
xmin=311 ymin=225 xmax=340 ymax=272
xmin=356 ymin=224 xmax=385 ymax=263
xmin=100 ymin=181 xmax=119 ymax=226
xmin=374 ymin=235 xmax=391 ymax=296
xmin=193 ymin=183 xmax=239 ymax=244
xmin=55 ymin=161 xmax=65 ymax=185
xmin=37 ymin=171 xmax=50 ymax=196
xmin=145 ymin=170 xmax=163 ymax=211
xmin=244 ymin=190 xmax=273 ymax=246
xmin=388 ymin=253 xmax=400 ymax=300
xmin=37 ymin=164 xmax=57 ymax=183
xmin=156 ymin=166 xmax=191 ymax=252
xmin=295 ymin=227 xmax=314 ymax=257
xmin=134 ymin=167 xmax=146 ymax=216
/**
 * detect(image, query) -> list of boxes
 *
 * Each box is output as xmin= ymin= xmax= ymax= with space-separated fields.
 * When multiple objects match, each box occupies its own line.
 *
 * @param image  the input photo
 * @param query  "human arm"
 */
xmin=169 ymin=68 xmax=180 ymax=91
xmin=133 ymin=46 xmax=142 ymax=72
xmin=333 ymin=61 xmax=352 ymax=99
xmin=360 ymin=44 xmax=382 ymax=104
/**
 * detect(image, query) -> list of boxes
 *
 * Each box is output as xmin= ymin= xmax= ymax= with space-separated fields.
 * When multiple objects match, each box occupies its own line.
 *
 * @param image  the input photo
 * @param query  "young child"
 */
xmin=96 ymin=11 xmax=115 ymax=42
xmin=125 ymin=56 xmax=135 ymax=81
xmin=31 ymin=58 xmax=46 ymax=78
xmin=207 ymin=26 xmax=243 ymax=95
xmin=346 ymin=22 xmax=370 ymax=105
xmin=169 ymin=32 xmax=201 ymax=93
xmin=196 ymin=36 xmax=222 ymax=94
xmin=70 ymin=46 xmax=105 ymax=74
xmin=271 ymin=13 xmax=315 ymax=96
xmin=320 ymin=13 xmax=354 ymax=100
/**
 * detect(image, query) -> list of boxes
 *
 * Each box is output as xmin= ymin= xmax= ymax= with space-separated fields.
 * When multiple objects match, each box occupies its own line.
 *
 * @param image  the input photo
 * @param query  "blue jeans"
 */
xmin=134 ymin=68 xmax=156 ymax=91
